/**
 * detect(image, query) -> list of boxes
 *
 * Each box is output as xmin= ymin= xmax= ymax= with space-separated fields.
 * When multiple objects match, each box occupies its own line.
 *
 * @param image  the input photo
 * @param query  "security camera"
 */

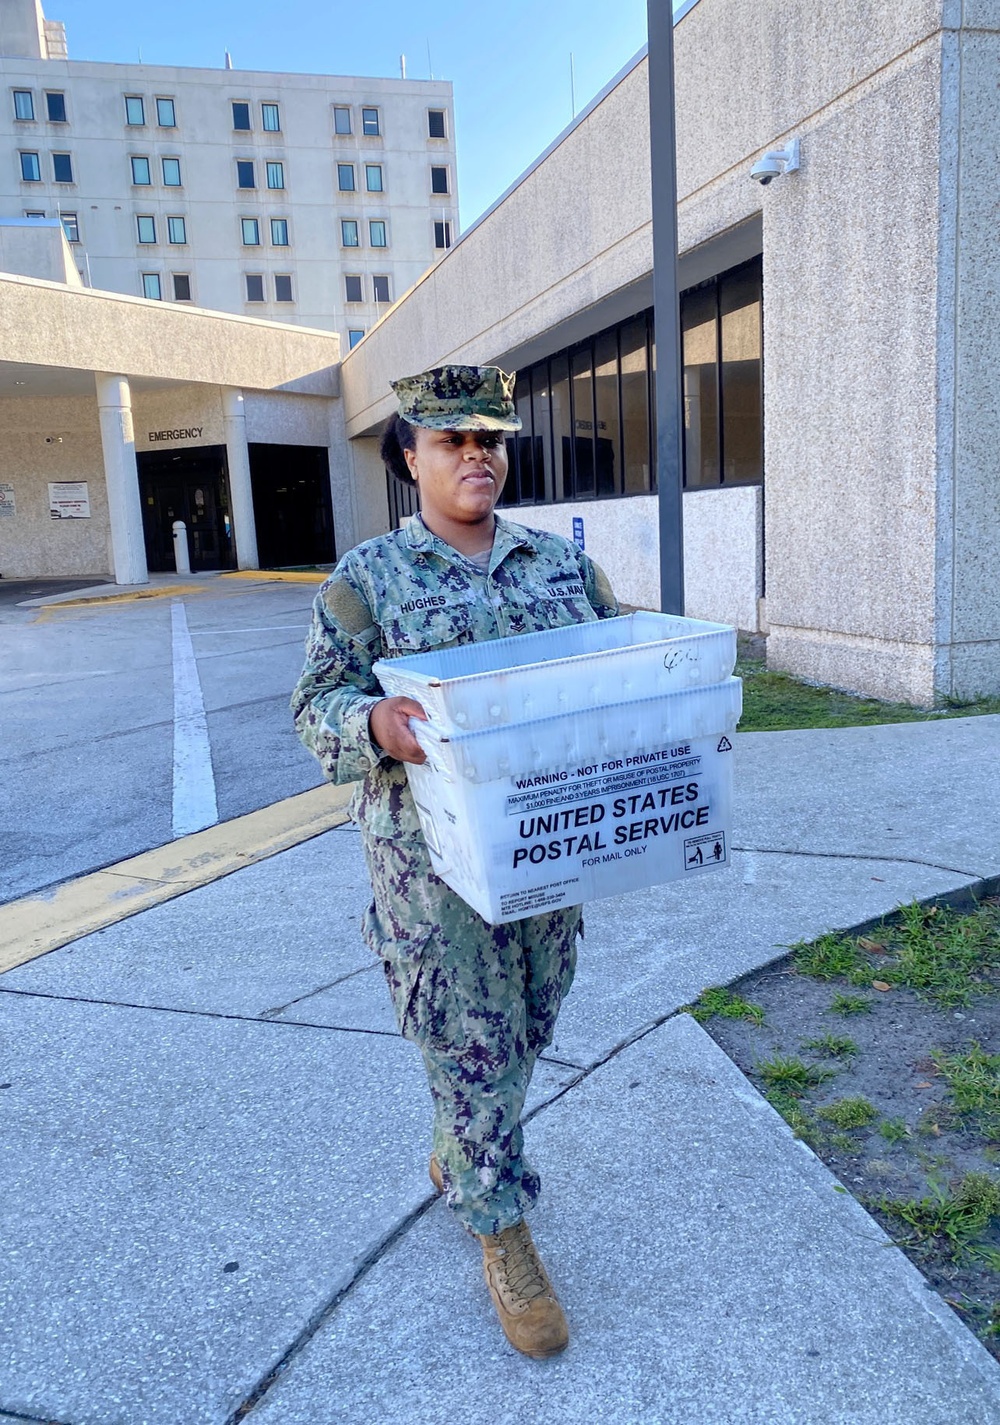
xmin=749 ymin=139 xmax=800 ymax=185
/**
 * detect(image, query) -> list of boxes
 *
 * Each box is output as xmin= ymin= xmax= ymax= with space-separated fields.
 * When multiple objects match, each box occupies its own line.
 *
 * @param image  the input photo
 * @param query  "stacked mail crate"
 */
xmin=374 ymin=612 xmax=742 ymax=924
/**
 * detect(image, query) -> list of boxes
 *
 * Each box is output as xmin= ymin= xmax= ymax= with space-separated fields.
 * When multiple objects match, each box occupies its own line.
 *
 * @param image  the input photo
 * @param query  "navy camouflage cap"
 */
xmin=390 ymin=364 xmax=522 ymax=432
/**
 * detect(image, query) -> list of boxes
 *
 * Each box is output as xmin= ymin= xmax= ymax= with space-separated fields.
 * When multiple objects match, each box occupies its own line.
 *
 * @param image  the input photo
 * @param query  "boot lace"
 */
xmin=492 ymin=1222 xmax=548 ymax=1306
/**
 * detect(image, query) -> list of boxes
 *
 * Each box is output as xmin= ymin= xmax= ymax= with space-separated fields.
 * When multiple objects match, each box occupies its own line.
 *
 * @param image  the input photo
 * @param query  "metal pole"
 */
xmin=647 ymin=0 xmax=685 ymax=615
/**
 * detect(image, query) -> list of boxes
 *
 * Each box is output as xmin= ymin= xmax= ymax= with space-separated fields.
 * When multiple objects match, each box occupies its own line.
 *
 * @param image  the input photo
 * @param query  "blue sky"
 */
xmin=52 ymin=0 xmax=653 ymax=227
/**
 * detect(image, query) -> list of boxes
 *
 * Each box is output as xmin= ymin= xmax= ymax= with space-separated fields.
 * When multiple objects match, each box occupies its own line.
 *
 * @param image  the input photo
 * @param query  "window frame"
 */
xmin=348 ymin=328 xmax=365 ymax=349
xmin=136 ymin=214 xmax=157 ymax=244
xmin=344 ymin=273 xmax=363 ymax=303
xmin=124 ymin=94 xmax=145 ymax=126
xmin=232 ymin=100 xmax=252 ymax=131
xmin=361 ymin=106 xmax=380 ymax=136
xmin=161 ymin=156 xmax=182 ymax=187
xmin=245 ymin=273 xmax=265 ymax=302
xmin=427 ymin=109 xmax=447 ymax=139
xmin=270 ymin=217 xmax=289 ymax=246
xmin=130 ymin=154 xmax=151 ymax=186
xmin=337 ymin=162 xmax=356 ymax=192
xmin=430 ymin=165 xmax=449 ymax=195
xmin=340 ymin=218 xmax=359 ymax=247
xmin=167 ymin=214 xmax=187 ymax=244
xmin=241 ymin=217 xmax=261 ymax=246
xmin=13 ymin=90 xmax=35 ymax=122
xmin=19 ymin=150 xmax=41 ymax=182
xmin=333 ymin=105 xmax=352 ymax=135
xmin=156 ymin=96 xmax=176 ymax=127
xmin=372 ymin=273 xmax=391 ymax=304
xmin=141 ymin=272 xmax=162 ymax=300
xmin=265 ymin=160 xmax=285 ymax=190
xmin=172 ymin=272 xmax=192 ymax=301
xmin=433 ymin=219 xmax=452 ymax=250
xmin=52 ymin=151 xmax=73 ymax=183
xmin=274 ymin=273 xmax=293 ymax=303
xmin=368 ymin=218 xmax=387 ymax=248
xmin=261 ymin=102 xmax=280 ymax=132
xmin=59 ymin=211 xmax=80 ymax=243
xmin=45 ymin=91 xmax=67 ymax=123
xmin=236 ymin=159 xmax=256 ymax=189
xmin=364 ymin=163 xmax=383 ymax=193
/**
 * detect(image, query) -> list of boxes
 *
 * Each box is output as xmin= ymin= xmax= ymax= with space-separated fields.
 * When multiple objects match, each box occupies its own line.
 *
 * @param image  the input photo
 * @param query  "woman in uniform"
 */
xmin=291 ymin=364 xmax=618 ymax=1359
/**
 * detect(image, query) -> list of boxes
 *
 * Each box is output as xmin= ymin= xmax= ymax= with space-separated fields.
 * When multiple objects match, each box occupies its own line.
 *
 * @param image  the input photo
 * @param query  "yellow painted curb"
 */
xmin=220 ymin=570 xmax=329 ymax=584
xmin=36 ymin=584 xmax=205 ymax=611
xmin=0 ymin=783 xmax=354 ymax=974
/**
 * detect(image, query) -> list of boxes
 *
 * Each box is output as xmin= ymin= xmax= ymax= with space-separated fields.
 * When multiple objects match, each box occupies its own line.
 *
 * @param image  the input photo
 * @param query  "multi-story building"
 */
xmin=0 ymin=0 xmax=459 ymax=345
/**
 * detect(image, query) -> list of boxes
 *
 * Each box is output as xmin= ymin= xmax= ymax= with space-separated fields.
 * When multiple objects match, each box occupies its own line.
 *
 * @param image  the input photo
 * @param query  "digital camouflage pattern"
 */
xmin=362 ymin=833 xmax=579 ymax=1235
xmin=390 ymin=364 xmax=522 ymax=431
xmin=291 ymin=512 xmax=618 ymax=1233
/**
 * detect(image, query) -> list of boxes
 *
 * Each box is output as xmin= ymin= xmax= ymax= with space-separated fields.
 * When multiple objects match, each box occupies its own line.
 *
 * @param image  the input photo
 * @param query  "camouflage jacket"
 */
xmin=291 ymin=514 xmax=619 ymax=842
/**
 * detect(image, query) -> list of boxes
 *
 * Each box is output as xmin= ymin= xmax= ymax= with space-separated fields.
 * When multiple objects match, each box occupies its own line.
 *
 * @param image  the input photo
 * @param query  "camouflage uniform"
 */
xmin=292 ymin=513 xmax=618 ymax=1236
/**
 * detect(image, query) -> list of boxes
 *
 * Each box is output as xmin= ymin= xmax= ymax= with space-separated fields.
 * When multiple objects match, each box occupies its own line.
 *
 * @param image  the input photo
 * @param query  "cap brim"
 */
xmin=403 ymin=412 xmax=522 ymax=432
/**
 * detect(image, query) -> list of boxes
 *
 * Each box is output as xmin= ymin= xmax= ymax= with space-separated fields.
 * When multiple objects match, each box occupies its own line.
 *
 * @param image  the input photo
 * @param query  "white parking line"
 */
xmin=170 ymin=600 xmax=219 ymax=837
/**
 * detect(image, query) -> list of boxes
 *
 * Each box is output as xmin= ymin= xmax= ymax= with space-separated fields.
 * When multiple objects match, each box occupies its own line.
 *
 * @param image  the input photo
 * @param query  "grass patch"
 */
xmin=685 ymin=986 xmax=765 ymax=1027
xmin=792 ymin=933 xmax=872 ymax=984
xmin=879 ymin=1117 xmax=911 ymax=1145
xmin=801 ymin=1033 xmax=859 ymax=1059
xmin=933 ymin=1042 xmax=1000 ymax=1141
xmin=817 ymin=1096 xmax=878 ymax=1129
xmin=828 ymin=993 xmax=874 ymax=1017
xmin=764 ymin=1089 xmax=817 ymax=1144
xmin=735 ymin=652 xmax=1000 ymax=732
xmin=871 ymin=1172 xmax=1000 ymax=1258
xmin=757 ymin=1055 xmax=833 ymax=1094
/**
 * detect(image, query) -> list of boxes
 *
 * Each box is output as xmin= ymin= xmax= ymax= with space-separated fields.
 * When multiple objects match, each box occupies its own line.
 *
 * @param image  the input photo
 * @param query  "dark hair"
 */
xmin=379 ymin=413 xmax=417 ymax=486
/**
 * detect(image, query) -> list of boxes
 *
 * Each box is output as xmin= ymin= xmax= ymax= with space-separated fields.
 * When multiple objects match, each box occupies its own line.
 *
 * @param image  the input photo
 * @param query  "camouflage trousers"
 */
xmin=360 ymin=833 xmax=580 ymax=1236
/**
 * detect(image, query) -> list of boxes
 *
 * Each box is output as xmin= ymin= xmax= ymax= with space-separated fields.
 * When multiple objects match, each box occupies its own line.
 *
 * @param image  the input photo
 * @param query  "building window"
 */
xmin=241 ymin=217 xmax=260 ymax=245
xmin=136 ymin=214 xmax=156 ymax=243
xmin=337 ymin=162 xmax=355 ymax=191
xmin=52 ymin=152 xmax=73 ymax=182
xmin=681 ymin=257 xmax=763 ymax=488
xmin=270 ymin=217 xmax=289 ymax=246
xmin=368 ymin=219 xmax=387 ymax=248
xmin=434 ymin=220 xmax=451 ymax=250
xmin=427 ymin=109 xmax=446 ymax=139
xmin=372 ymin=274 xmax=390 ymax=304
xmin=156 ymin=97 xmax=176 ymax=127
xmin=13 ymin=90 xmax=35 ymax=121
xmin=173 ymin=273 xmax=191 ymax=301
xmin=24 ymin=209 xmax=46 ymax=219
xmin=340 ymin=218 xmax=359 ymax=247
xmin=344 ymin=273 xmax=363 ymax=303
xmin=45 ymin=92 xmax=67 ymax=122
xmin=19 ymin=151 xmax=41 ymax=181
xmin=430 ymin=165 xmax=449 ymax=194
xmin=348 ymin=328 xmax=365 ymax=349
xmin=261 ymin=102 xmax=280 ymax=132
xmin=142 ymin=272 xmax=162 ymax=300
xmin=167 ymin=215 xmax=187 ymax=243
xmin=124 ymin=95 xmax=145 ymax=126
xmin=361 ymin=107 xmax=380 ymax=136
xmin=161 ymin=157 xmax=182 ymax=186
xmin=265 ymin=160 xmax=284 ymax=190
xmin=236 ymin=160 xmax=256 ymax=188
xmin=274 ymin=274 xmax=293 ymax=302
xmin=232 ymin=101 xmax=251 ymax=131
xmin=59 ymin=211 xmax=80 ymax=242
xmin=333 ymin=105 xmax=351 ymax=135
xmin=365 ymin=163 xmax=383 ymax=192
xmin=245 ymin=273 xmax=265 ymax=302
xmin=130 ymin=155 xmax=151 ymax=185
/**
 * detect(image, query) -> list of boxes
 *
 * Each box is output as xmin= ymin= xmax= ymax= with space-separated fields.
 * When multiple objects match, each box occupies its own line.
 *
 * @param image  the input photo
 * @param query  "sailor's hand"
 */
xmin=369 ymin=696 xmax=428 ymax=764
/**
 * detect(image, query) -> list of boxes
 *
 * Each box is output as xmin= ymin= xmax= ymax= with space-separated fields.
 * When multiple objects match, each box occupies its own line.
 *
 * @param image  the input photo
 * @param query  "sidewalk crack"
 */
xmin=259 ymin=962 xmax=378 ymax=1018
xmin=733 ymin=845 xmax=983 ymax=878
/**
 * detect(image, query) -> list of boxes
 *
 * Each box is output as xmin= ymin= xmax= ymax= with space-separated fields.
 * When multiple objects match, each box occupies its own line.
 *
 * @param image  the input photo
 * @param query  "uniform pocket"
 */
xmin=380 ymin=601 xmax=476 ymax=657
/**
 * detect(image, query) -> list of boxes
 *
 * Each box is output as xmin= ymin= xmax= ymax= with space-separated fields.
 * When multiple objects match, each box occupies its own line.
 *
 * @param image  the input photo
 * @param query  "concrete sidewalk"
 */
xmin=1 ymin=715 xmax=999 ymax=1424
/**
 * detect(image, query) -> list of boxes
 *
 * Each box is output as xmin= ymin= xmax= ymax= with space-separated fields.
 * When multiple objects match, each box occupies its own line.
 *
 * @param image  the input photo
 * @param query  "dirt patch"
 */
xmin=695 ymin=894 xmax=1000 ymax=1358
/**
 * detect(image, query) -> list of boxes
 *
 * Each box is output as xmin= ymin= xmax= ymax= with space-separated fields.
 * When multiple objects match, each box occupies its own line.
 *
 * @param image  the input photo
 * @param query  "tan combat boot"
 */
xmin=478 ymin=1219 xmax=569 ymax=1359
xmin=429 ymin=1153 xmax=444 ymax=1194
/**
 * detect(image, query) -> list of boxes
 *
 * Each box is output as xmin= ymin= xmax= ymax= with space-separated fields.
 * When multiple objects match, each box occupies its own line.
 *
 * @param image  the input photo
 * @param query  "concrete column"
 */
xmin=95 ymin=372 xmax=148 ymax=586
xmin=221 ymin=387 xmax=258 ymax=569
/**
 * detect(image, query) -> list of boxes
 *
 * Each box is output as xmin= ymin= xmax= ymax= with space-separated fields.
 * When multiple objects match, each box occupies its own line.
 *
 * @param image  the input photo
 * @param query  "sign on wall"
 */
xmin=0 ymin=483 xmax=14 ymax=517
xmin=48 ymin=481 xmax=91 ymax=519
xmin=572 ymin=516 xmax=585 ymax=550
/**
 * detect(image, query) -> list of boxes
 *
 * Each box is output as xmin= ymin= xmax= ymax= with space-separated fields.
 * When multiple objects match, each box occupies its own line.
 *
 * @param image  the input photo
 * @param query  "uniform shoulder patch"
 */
xmin=323 ymin=578 xmax=374 ymax=636
xmin=591 ymin=562 xmax=617 ymax=612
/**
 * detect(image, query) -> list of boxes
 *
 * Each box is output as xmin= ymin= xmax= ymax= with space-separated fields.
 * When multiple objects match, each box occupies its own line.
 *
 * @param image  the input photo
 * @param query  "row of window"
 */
xmin=18 ymin=150 xmax=72 ymax=182
xmin=137 ymin=271 xmax=295 ymax=303
xmin=12 ymin=88 xmax=449 ymax=140
xmin=344 ymin=273 xmax=392 ymax=304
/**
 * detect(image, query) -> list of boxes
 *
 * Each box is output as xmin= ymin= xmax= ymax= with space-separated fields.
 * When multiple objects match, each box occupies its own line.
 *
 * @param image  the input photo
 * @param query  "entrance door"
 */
xmin=249 ymin=444 xmax=336 ymax=568
xmin=137 ymin=446 xmax=235 ymax=572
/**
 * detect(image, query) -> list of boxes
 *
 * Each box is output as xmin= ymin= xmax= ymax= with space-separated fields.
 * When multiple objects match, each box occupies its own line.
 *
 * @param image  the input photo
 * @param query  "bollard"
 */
xmin=172 ymin=519 xmax=191 ymax=575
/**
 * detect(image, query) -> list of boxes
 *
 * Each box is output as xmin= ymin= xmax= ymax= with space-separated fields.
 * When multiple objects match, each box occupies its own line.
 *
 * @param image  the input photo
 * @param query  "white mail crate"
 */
xmin=404 ymin=678 xmax=742 ymax=924
xmin=374 ymin=611 xmax=736 ymax=733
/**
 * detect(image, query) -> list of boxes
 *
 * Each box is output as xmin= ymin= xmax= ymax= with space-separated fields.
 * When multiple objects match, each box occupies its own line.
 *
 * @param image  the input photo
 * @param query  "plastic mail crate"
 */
xmin=403 ymin=677 xmax=742 ymax=924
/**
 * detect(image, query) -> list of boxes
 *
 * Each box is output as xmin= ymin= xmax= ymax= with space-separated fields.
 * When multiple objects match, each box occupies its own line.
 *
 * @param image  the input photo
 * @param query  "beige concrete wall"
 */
xmin=244 ymin=390 xmax=332 ymax=447
xmin=0 ymin=273 xmax=339 ymax=392
xmin=0 ymin=392 xmax=109 ymax=576
xmin=0 ymin=220 xmax=82 ymax=284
